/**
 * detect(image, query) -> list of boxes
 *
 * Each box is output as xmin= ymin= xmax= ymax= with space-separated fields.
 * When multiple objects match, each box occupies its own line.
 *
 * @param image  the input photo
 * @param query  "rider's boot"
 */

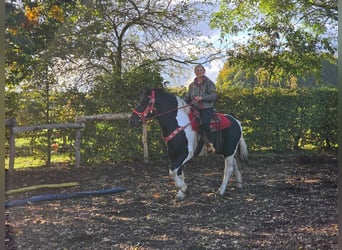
xmin=206 ymin=142 xmax=215 ymax=155
xmin=204 ymin=133 xmax=215 ymax=155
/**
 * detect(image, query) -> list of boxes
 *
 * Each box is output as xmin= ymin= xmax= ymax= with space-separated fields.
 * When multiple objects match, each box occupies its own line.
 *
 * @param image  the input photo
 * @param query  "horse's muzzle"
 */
xmin=128 ymin=114 xmax=141 ymax=127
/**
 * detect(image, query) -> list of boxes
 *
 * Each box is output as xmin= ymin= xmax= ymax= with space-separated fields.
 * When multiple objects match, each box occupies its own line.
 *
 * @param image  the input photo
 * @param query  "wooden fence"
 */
xmin=5 ymin=118 xmax=85 ymax=172
xmin=5 ymin=113 xmax=149 ymax=172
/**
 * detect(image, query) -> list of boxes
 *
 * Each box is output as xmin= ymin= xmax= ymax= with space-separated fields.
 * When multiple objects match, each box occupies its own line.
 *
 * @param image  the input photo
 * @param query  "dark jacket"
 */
xmin=183 ymin=76 xmax=217 ymax=109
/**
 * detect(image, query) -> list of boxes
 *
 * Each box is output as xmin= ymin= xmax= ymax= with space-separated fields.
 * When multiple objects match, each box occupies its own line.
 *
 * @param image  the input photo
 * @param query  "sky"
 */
xmin=163 ymin=1 xmax=225 ymax=88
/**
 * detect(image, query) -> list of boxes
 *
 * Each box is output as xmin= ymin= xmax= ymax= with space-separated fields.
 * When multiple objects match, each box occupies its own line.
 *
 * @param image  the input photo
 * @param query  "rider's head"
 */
xmin=194 ymin=64 xmax=206 ymax=78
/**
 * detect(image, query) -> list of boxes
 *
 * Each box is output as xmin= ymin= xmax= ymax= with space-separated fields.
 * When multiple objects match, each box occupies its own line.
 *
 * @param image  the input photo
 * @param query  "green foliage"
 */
xmin=211 ymin=0 xmax=337 ymax=88
xmin=81 ymin=119 xmax=166 ymax=165
xmin=6 ymin=88 xmax=86 ymax=166
xmin=216 ymin=87 xmax=337 ymax=152
xmin=216 ymin=59 xmax=337 ymax=88
xmin=5 ymin=0 xmax=74 ymax=86
xmin=83 ymin=63 xmax=163 ymax=114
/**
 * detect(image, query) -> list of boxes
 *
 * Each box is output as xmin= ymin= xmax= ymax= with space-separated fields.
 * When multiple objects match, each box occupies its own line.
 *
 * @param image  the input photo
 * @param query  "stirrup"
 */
xmin=206 ymin=143 xmax=215 ymax=155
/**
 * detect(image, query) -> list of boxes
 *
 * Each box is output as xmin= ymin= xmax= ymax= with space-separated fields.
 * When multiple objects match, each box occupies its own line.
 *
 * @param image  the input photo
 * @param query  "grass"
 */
xmin=5 ymin=137 xmax=73 ymax=169
xmin=5 ymin=153 xmax=72 ymax=169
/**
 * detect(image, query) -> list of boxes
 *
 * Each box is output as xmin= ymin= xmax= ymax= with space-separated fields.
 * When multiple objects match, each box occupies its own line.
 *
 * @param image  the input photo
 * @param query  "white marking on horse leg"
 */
xmin=218 ymin=155 xmax=234 ymax=195
xmin=169 ymin=169 xmax=187 ymax=201
xmin=233 ymin=158 xmax=242 ymax=188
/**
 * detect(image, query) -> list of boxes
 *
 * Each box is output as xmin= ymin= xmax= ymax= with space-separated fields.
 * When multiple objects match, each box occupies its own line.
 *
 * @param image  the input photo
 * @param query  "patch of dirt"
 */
xmin=5 ymin=154 xmax=338 ymax=249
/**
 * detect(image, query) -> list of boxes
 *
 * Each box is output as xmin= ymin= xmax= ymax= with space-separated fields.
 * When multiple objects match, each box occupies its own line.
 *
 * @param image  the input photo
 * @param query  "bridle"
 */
xmin=132 ymin=89 xmax=156 ymax=123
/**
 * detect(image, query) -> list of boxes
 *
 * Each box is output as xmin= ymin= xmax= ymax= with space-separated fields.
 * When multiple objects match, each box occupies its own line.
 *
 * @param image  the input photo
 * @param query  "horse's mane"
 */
xmin=153 ymin=87 xmax=171 ymax=96
xmin=152 ymin=88 xmax=180 ymax=99
xmin=149 ymin=88 xmax=174 ymax=100
xmin=151 ymin=88 xmax=189 ymax=112
xmin=153 ymin=88 xmax=184 ymax=102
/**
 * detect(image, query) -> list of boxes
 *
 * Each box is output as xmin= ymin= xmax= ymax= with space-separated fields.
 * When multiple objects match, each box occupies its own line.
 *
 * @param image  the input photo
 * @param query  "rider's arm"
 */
xmin=201 ymin=80 xmax=217 ymax=102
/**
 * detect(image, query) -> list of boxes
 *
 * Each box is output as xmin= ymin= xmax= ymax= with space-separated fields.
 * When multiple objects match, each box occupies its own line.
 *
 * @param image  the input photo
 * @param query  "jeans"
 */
xmin=199 ymin=108 xmax=215 ymax=142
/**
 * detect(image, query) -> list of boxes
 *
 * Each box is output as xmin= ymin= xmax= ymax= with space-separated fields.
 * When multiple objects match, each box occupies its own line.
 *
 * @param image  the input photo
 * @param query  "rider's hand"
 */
xmin=193 ymin=96 xmax=202 ymax=102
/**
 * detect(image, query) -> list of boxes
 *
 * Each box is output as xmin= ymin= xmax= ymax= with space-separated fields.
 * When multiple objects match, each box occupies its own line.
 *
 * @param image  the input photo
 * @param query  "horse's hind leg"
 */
xmin=217 ymin=155 xmax=234 ymax=195
xmin=233 ymin=157 xmax=242 ymax=189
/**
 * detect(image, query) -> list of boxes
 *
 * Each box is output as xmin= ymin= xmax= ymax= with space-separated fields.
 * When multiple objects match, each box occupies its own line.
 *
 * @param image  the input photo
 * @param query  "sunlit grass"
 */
xmin=5 ymin=153 xmax=72 ymax=169
xmin=5 ymin=137 xmax=73 ymax=169
xmin=302 ymin=144 xmax=317 ymax=150
xmin=12 ymin=137 xmax=31 ymax=148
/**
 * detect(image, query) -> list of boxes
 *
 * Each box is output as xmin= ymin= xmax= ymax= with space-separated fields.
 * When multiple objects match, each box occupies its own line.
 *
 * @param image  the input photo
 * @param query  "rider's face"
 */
xmin=195 ymin=67 xmax=205 ymax=78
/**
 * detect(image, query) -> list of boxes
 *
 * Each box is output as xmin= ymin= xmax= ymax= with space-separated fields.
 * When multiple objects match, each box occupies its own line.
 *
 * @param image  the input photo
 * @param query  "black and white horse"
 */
xmin=129 ymin=88 xmax=248 ymax=201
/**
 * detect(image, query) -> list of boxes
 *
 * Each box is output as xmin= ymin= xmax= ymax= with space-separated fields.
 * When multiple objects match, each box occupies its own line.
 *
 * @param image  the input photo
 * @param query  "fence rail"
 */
xmin=5 ymin=119 xmax=85 ymax=172
xmin=5 ymin=113 xmax=149 ymax=172
xmin=76 ymin=113 xmax=131 ymax=123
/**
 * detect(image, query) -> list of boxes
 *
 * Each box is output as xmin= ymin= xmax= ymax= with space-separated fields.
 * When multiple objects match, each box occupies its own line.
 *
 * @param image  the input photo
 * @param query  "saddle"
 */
xmin=188 ymin=108 xmax=231 ymax=132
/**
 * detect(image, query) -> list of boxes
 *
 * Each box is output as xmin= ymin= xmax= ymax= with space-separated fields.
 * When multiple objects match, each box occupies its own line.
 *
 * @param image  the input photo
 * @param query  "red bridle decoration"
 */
xmin=132 ymin=89 xmax=156 ymax=123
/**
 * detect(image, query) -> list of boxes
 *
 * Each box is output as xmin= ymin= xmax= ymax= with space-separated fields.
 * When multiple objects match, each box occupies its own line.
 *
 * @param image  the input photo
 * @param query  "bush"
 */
xmin=216 ymin=87 xmax=337 ymax=152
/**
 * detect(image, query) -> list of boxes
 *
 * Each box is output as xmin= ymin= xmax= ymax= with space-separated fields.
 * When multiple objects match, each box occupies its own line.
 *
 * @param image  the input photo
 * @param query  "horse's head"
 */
xmin=129 ymin=88 xmax=156 ymax=126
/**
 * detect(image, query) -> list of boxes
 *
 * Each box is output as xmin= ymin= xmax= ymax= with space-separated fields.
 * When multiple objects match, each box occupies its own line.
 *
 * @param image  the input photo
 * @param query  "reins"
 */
xmin=149 ymin=104 xmax=190 ymax=120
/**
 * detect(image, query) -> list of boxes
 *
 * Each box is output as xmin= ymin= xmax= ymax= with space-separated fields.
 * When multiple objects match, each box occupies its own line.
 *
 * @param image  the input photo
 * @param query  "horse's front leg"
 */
xmin=167 ymin=143 xmax=190 ymax=201
xmin=169 ymin=166 xmax=187 ymax=201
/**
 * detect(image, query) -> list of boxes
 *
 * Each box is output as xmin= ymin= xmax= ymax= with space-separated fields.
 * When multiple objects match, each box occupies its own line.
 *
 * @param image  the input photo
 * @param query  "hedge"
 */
xmin=215 ymin=87 xmax=337 ymax=152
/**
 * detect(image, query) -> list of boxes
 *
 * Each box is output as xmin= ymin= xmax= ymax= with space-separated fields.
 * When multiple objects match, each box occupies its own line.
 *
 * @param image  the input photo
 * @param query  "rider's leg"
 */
xmin=200 ymin=108 xmax=215 ymax=154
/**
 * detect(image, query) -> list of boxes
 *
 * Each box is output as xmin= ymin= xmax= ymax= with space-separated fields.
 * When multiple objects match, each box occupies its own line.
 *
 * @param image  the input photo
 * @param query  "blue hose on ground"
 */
xmin=5 ymin=187 xmax=126 ymax=208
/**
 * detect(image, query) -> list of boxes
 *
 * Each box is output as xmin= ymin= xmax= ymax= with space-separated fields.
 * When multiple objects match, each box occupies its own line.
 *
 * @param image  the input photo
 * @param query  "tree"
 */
xmin=52 ymin=0 xmax=216 ymax=90
xmin=211 ymin=0 xmax=337 ymax=87
xmin=216 ymin=61 xmax=264 ymax=89
xmin=216 ymin=62 xmax=234 ymax=86
xmin=5 ymin=0 xmax=76 ymax=116
xmin=5 ymin=0 xmax=77 ymax=165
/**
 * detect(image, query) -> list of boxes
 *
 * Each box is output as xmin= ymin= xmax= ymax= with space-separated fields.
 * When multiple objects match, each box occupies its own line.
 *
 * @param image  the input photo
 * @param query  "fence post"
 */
xmin=142 ymin=124 xmax=149 ymax=162
xmin=75 ymin=127 xmax=81 ymax=167
xmin=9 ymin=128 xmax=15 ymax=172
xmin=7 ymin=119 xmax=17 ymax=173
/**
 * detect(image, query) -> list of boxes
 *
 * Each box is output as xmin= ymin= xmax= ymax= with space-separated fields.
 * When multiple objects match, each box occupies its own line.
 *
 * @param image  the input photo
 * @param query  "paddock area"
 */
xmin=5 ymin=154 xmax=338 ymax=249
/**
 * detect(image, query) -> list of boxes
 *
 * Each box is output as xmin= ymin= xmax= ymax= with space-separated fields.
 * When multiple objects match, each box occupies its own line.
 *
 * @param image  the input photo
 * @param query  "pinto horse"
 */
xmin=129 ymin=88 xmax=248 ymax=201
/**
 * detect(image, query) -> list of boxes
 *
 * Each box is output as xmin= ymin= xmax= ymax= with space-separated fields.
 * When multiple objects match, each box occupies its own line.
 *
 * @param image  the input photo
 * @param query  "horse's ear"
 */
xmin=144 ymin=87 xmax=151 ymax=92
xmin=143 ymin=87 xmax=150 ymax=96
xmin=139 ymin=87 xmax=151 ymax=100
xmin=144 ymin=87 xmax=153 ymax=96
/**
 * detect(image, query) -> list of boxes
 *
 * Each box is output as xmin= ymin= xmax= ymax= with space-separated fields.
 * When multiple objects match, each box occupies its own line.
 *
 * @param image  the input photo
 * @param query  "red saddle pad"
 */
xmin=189 ymin=112 xmax=231 ymax=132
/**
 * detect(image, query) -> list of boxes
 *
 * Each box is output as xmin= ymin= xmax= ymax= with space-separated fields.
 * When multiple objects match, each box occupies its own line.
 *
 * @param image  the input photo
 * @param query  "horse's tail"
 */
xmin=238 ymin=135 xmax=248 ymax=160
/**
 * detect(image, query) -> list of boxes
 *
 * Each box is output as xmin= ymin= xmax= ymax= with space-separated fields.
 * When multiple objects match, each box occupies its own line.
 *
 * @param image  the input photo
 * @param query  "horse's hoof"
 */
xmin=216 ymin=189 xmax=225 ymax=196
xmin=175 ymin=196 xmax=184 ymax=202
xmin=175 ymin=190 xmax=186 ymax=201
